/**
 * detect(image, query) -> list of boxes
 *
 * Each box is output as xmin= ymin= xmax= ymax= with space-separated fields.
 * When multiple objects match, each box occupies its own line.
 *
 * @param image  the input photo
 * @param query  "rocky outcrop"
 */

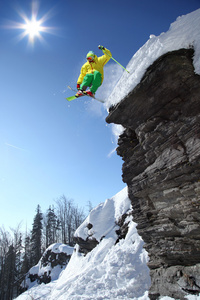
xmin=74 ymin=223 xmax=99 ymax=255
xmin=106 ymin=48 xmax=200 ymax=299
xmin=21 ymin=243 xmax=73 ymax=292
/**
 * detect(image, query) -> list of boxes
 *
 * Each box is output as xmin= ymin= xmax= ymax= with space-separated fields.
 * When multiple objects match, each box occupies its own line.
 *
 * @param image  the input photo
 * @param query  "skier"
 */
xmin=76 ymin=45 xmax=112 ymax=98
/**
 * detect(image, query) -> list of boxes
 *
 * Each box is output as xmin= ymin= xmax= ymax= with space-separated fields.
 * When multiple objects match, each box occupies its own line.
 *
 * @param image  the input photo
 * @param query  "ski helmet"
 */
xmin=86 ymin=51 xmax=95 ymax=61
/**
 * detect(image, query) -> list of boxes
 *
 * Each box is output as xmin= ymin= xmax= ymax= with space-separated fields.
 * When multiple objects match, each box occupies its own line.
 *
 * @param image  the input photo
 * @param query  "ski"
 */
xmin=66 ymin=86 xmax=105 ymax=103
xmin=66 ymin=95 xmax=78 ymax=101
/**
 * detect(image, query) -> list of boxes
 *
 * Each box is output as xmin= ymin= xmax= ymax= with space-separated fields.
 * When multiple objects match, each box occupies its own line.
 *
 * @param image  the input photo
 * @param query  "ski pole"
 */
xmin=102 ymin=49 xmax=130 ymax=73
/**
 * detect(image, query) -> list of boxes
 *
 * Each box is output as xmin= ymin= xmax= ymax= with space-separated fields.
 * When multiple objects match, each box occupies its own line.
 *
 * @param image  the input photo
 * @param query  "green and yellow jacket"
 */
xmin=77 ymin=48 xmax=112 ymax=85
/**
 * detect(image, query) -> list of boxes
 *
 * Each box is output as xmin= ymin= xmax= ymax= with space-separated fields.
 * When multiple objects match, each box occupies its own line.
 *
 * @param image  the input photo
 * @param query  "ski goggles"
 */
xmin=87 ymin=56 xmax=94 ymax=62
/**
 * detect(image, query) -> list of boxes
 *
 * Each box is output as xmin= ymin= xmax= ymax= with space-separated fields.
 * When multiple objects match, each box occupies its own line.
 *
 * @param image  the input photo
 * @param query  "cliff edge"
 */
xmin=106 ymin=48 xmax=200 ymax=299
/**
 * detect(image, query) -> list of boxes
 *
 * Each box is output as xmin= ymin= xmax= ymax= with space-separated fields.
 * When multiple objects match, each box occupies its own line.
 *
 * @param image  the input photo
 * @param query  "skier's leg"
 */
xmin=90 ymin=71 xmax=102 ymax=94
xmin=80 ymin=73 xmax=93 ymax=90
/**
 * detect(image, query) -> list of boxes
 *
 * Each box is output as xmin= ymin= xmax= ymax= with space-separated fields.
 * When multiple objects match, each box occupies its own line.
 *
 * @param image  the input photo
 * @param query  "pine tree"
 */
xmin=0 ymin=227 xmax=11 ymax=299
xmin=13 ymin=232 xmax=23 ymax=297
xmin=21 ymin=234 xmax=32 ymax=275
xmin=20 ymin=234 xmax=32 ymax=293
xmin=31 ymin=205 xmax=43 ymax=265
xmin=4 ymin=244 xmax=15 ymax=300
xmin=0 ymin=225 xmax=23 ymax=299
xmin=45 ymin=206 xmax=59 ymax=248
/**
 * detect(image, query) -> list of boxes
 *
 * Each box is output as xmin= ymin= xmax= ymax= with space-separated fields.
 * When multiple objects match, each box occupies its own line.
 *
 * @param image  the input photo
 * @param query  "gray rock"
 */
xmin=106 ymin=48 xmax=200 ymax=299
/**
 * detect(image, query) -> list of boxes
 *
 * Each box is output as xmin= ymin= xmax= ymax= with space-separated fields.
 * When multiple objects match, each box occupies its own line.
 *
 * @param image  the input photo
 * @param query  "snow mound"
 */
xmin=74 ymin=187 xmax=130 ymax=242
xmin=46 ymin=243 xmax=74 ymax=255
xmin=106 ymin=8 xmax=200 ymax=108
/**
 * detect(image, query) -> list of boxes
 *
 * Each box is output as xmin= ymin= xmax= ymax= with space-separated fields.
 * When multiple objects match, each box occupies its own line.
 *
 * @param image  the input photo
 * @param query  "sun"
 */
xmin=20 ymin=14 xmax=48 ymax=44
xmin=4 ymin=1 xmax=56 ymax=46
xmin=23 ymin=18 xmax=43 ymax=41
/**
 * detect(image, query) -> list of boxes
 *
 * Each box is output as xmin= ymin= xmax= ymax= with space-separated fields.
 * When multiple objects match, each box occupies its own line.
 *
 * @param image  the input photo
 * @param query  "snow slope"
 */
xmin=106 ymin=8 xmax=200 ymax=108
xmin=49 ymin=187 xmax=150 ymax=300
xmin=15 ymin=187 xmax=150 ymax=299
xmin=74 ymin=187 xmax=131 ymax=242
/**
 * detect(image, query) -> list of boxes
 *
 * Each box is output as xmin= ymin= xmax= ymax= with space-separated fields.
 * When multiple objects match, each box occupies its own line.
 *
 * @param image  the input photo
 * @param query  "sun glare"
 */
xmin=24 ymin=18 xmax=42 ymax=40
xmin=4 ymin=1 xmax=56 ymax=46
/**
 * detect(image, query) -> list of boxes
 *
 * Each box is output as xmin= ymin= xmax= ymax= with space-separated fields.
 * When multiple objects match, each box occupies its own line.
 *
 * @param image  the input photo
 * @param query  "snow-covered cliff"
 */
xmin=106 ymin=8 xmax=200 ymax=300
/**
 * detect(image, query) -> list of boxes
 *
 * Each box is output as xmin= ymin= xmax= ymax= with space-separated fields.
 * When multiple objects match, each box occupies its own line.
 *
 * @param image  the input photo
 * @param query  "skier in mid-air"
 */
xmin=76 ymin=45 xmax=112 ymax=98
xmin=66 ymin=45 xmax=129 ymax=102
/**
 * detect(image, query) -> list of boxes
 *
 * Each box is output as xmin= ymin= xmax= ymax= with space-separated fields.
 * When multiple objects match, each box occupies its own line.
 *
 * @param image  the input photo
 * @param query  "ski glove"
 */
xmin=77 ymin=84 xmax=80 ymax=90
xmin=98 ymin=45 xmax=105 ymax=50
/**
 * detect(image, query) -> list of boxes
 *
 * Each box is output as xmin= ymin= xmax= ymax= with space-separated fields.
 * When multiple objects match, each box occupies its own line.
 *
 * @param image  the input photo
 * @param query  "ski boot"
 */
xmin=75 ymin=90 xmax=84 ymax=97
xmin=85 ymin=90 xmax=95 ymax=98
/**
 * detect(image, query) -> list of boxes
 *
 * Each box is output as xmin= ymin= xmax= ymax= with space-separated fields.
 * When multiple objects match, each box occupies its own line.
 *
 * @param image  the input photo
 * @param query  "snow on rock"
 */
xmin=20 ymin=243 xmax=74 ymax=292
xmin=46 ymin=243 xmax=74 ymax=255
xmin=106 ymin=8 xmax=200 ymax=108
xmin=74 ymin=187 xmax=130 ymax=242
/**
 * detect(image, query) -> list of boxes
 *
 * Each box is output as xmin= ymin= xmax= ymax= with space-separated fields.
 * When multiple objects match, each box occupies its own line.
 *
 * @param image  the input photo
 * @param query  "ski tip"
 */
xmin=66 ymin=95 xmax=77 ymax=101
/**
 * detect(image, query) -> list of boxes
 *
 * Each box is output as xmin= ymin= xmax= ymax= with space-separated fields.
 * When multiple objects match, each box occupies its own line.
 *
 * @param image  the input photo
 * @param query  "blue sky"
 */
xmin=0 ymin=0 xmax=199 ymax=231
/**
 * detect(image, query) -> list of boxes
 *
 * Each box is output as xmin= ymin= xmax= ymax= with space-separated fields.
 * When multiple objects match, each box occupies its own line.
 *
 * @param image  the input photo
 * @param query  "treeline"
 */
xmin=0 ymin=195 xmax=86 ymax=300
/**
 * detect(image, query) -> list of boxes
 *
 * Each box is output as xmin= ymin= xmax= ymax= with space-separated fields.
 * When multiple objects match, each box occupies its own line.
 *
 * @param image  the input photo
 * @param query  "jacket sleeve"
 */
xmin=77 ymin=63 xmax=87 ymax=84
xmin=98 ymin=48 xmax=112 ymax=66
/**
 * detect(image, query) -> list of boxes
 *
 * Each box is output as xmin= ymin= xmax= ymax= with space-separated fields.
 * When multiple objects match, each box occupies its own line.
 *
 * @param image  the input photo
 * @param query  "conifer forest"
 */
xmin=0 ymin=195 xmax=85 ymax=300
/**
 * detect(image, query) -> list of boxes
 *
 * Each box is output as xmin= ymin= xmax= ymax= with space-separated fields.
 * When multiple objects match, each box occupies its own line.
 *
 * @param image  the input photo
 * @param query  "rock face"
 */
xmin=106 ymin=49 xmax=200 ymax=299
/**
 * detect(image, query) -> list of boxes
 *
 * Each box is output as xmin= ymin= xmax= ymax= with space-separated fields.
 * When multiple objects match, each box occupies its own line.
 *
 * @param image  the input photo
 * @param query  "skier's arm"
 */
xmin=98 ymin=46 xmax=112 ymax=66
xmin=77 ymin=64 xmax=87 ymax=85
